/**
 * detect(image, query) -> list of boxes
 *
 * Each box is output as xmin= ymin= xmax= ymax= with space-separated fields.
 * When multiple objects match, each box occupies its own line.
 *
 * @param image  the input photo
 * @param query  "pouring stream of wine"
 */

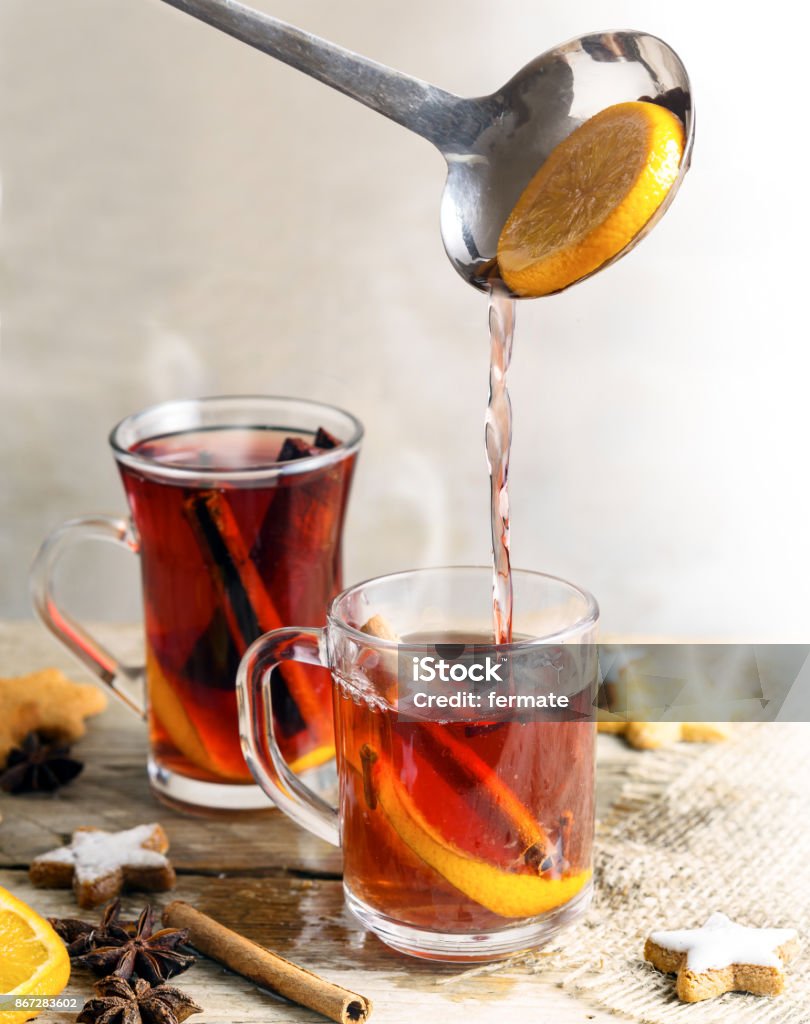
xmin=485 ymin=283 xmax=516 ymax=645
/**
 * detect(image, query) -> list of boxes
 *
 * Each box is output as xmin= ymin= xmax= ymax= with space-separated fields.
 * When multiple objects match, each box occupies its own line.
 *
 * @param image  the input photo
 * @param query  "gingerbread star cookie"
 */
xmin=598 ymin=720 xmax=731 ymax=750
xmin=645 ymin=912 xmax=800 ymax=1002
xmin=30 ymin=824 xmax=177 ymax=908
xmin=0 ymin=668 xmax=108 ymax=765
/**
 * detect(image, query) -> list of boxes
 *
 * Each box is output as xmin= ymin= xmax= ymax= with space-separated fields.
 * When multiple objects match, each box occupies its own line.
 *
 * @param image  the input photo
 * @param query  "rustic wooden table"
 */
xmin=0 ymin=623 xmax=634 ymax=1024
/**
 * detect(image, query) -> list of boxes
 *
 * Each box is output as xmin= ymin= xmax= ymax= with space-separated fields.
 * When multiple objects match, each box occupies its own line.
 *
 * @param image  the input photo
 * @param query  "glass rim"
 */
xmin=328 ymin=565 xmax=600 ymax=650
xmin=109 ymin=394 xmax=364 ymax=483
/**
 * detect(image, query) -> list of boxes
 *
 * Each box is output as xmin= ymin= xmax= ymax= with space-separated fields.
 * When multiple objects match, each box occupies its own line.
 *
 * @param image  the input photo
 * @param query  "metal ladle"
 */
xmin=158 ymin=0 xmax=694 ymax=294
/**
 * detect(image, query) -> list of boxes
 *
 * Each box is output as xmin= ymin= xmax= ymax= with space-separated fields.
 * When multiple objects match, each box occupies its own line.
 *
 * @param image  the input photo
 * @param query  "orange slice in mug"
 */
xmin=370 ymin=750 xmax=590 ymax=918
xmin=146 ymin=647 xmax=250 ymax=782
xmin=497 ymin=100 xmax=685 ymax=296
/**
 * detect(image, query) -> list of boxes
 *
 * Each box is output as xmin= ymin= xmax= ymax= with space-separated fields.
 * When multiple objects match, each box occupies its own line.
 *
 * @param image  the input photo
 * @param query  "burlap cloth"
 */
xmin=465 ymin=723 xmax=810 ymax=1022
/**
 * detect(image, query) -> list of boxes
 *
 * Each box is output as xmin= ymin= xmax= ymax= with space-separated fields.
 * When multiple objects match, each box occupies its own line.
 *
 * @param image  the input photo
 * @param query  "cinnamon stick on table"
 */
xmin=163 ymin=901 xmax=372 ymax=1024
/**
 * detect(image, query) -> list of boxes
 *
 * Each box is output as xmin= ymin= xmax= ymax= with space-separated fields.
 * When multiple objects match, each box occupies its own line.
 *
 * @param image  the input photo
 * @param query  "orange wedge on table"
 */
xmin=497 ymin=100 xmax=685 ymax=296
xmin=370 ymin=751 xmax=590 ymax=919
xmin=0 ymin=886 xmax=70 ymax=1024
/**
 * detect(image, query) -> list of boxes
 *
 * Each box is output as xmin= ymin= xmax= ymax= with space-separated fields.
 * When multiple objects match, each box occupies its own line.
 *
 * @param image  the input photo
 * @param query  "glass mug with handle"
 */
xmin=238 ymin=566 xmax=599 ymax=960
xmin=30 ymin=395 xmax=363 ymax=813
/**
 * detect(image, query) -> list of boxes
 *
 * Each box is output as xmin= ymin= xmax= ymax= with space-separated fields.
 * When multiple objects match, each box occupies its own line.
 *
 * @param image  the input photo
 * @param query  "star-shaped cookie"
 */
xmin=598 ymin=720 xmax=731 ymax=750
xmin=645 ymin=912 xmax=800 ymax=1002
xmin=30 ymin=824 xmax=176 ymax=908
xmin=0 ymin=668 xmax=108 ymax=765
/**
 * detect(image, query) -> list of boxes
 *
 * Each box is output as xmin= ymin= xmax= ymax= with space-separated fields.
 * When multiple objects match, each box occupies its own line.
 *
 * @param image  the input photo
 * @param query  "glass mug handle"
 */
xmin=237 ymin=628 xmax=340 ymax=846
xmin=29 ymin=515 xmax=146 ymax=717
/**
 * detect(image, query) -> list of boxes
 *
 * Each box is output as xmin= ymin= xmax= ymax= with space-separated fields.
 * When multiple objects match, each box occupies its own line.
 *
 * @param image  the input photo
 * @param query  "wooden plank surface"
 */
xmin=0 ymin=622 xmax=634 ymax=1024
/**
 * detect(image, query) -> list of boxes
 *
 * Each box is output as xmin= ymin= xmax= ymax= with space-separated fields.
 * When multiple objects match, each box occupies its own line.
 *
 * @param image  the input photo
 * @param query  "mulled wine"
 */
xmin=334 ymin=631 xmax=595 ymax=936
xmin=119 ymin=424 xmax=357 ymax=787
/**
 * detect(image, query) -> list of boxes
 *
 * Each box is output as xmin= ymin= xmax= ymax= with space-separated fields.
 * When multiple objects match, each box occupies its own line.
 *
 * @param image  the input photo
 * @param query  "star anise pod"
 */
xmin=50 ymin=899 xmax=132 ymax=958
xmin=78 ymin=976 xmax=202 ymax=1024
xmin=0 ymin=732 xmax=83 ymax=793
xmin=74 ymin=905 xmax=195 ymax=983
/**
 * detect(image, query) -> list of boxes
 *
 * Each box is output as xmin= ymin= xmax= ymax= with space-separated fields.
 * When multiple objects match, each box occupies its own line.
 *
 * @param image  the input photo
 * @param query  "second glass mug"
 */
xmin=30 ymin=395 xmax=363 ymax=812
xmin=238 ymin=566 xmax=599 ymax=960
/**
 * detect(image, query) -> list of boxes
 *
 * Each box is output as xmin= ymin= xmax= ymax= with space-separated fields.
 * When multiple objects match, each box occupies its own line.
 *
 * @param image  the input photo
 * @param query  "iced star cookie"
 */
xmin=30 ymin=824 xmax=176 ymax=908
xmin=644 ymin=912 xmax=800 ymax=1002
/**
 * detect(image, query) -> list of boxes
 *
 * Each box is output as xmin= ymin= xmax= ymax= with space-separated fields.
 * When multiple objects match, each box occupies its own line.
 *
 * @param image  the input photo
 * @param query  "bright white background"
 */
xmin=1 ymin=0 xmax=808 ymax=636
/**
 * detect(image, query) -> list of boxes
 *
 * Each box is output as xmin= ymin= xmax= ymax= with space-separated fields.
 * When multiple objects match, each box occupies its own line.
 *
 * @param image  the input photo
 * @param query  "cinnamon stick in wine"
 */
xmin=163 ymin=901 xmax=372 ymax=1024
xmin=184 ymin=489 xmax=327 ymax=735
xmin=360 ymin=613 xmax=558 ymax=869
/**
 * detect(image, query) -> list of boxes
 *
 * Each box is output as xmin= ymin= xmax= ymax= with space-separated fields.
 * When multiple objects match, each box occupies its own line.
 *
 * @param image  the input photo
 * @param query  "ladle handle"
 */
xmin=159 ymin=0 xmax=466 ymax=147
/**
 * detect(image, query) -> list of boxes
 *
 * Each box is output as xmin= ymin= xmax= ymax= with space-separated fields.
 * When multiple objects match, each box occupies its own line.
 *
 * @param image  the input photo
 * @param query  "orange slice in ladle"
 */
xmin=497 ymin=100 xmax=685 ymax=296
